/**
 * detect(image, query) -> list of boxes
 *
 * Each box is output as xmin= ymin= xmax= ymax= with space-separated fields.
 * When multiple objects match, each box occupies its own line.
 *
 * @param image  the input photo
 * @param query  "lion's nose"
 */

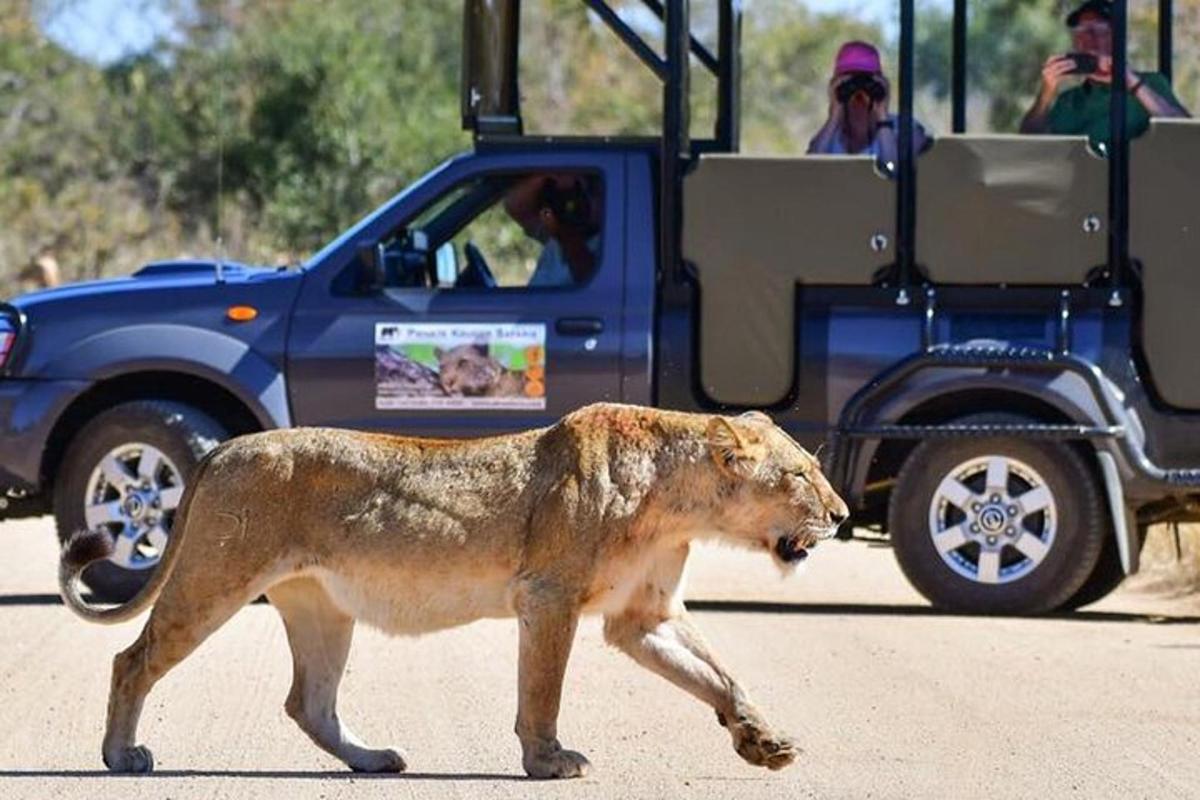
xmin=829 ymin=508 xmax=848 ymax=527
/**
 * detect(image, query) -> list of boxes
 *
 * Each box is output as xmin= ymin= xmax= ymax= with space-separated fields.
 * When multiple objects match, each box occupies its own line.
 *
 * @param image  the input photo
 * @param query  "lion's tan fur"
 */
xmin=60 ymin=403 xmax=847 ymax=778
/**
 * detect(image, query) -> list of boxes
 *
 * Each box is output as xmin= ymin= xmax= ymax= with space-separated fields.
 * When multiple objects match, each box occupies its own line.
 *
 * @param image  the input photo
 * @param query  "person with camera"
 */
xmin=1019 ymin=0 xmax=1187 ymax=148
xmin=808 ymin=41 xmax=928 ymax=165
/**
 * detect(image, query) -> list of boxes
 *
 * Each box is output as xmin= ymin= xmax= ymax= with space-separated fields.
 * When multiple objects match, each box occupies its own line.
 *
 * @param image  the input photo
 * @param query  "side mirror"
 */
xmin=357 ymin=241 xmax=386 ymax=293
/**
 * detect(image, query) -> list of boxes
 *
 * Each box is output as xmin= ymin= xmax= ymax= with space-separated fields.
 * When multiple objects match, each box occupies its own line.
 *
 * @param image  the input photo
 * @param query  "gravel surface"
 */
xmin=1 ymin=516 xmax=1197 ymax=800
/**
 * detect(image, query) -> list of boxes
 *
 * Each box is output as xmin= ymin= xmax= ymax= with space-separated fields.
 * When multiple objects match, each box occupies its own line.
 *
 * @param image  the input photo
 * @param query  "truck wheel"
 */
xmin=53 ymin=401 xmax=228 ymax=603
xmin=1058 ymin=525 xmax=1143 ymax=611
xmin=887 ymin=417 xmax=1107 ymax=615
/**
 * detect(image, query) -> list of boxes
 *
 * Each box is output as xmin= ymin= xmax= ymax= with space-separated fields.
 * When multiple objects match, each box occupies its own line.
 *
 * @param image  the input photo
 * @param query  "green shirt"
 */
xmin=1046 ymin=72 xmax=1181 ymax=150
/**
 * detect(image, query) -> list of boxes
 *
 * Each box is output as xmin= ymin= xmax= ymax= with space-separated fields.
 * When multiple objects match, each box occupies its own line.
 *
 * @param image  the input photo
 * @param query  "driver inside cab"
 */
xmin=504 ymin=174 xmax=602 ymax=287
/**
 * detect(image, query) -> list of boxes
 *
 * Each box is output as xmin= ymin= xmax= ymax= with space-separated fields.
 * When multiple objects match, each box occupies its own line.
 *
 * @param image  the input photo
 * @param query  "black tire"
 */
xmin=888 ymin=415 xmax=1108 ymax=615
xmin=53 ymin=401 xmax=228 ymax=603
xmin=1058 ymin=525 xmax=1145 ymax=611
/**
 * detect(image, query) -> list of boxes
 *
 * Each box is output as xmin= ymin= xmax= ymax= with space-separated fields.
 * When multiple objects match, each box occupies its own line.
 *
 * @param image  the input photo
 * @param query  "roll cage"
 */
xmin=461 ymin=0 xmax=1176 ymax=297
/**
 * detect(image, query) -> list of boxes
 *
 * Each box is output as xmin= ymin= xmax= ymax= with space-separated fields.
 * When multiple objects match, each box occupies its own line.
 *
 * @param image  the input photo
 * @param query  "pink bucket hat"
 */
xmin=834 ymin=41 xmax=882 ymax=75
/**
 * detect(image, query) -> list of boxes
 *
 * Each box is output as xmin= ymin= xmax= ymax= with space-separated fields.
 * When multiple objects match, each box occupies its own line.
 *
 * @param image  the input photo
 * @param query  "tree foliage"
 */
xmin=2 ymin=0 xmax=1199 ymax=297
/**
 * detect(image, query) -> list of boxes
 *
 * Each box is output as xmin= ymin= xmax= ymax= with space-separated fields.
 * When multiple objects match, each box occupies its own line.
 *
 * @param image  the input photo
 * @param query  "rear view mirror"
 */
xmin=462 ymin=0 xmax=522 ymax=135
xmin=357 ymin=241 xmax=386 ymax=293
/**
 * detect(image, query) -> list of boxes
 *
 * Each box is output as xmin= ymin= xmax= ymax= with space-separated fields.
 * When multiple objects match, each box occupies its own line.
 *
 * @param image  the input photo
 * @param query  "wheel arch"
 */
xmin=844 ymin=376 xmax=1105 ymax=522
xmin=868 ymin=388 xmax=1083 ymax=495
xmin=41 ymin=370 xmax=270 ymax=492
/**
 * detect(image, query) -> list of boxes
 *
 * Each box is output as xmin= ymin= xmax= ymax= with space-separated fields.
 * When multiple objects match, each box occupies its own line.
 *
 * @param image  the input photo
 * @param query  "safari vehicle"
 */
xmin=2 ymin=0 xmax=1198 ymax=614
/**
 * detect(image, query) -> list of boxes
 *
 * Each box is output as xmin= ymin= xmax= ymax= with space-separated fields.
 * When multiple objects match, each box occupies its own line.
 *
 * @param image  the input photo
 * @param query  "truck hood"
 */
xmin=8 ymin=259 xmax=291 ymax=311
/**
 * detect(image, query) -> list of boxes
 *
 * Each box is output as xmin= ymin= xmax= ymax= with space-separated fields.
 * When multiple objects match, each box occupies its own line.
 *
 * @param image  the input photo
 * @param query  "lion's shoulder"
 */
xmin=547 ymin=404 xmax=708 ymax=480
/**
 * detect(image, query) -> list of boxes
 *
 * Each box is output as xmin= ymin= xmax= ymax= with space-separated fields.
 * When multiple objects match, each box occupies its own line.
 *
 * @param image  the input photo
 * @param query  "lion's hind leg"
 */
xmin=267 ymin=576 xmax=407 ymax=773
xmin=103 ymin=577 xmax=256 ymax=772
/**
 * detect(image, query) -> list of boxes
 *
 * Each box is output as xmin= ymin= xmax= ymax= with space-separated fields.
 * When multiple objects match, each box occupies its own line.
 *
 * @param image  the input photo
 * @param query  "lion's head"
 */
xmin=436 ymin=343 xmax=503 ymax=396
xmin=705 ymin=411 xmax=849 ymax=569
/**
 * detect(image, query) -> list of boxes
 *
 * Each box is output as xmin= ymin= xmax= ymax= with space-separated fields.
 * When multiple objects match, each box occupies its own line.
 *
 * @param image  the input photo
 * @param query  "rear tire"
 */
xmin=888 ymin=415 xmax=1107 ymax=615
xmin=1058 ymin=525 xmax=1145 ymax=610
xmin=53 ymin=401 xmax=228 ymax=603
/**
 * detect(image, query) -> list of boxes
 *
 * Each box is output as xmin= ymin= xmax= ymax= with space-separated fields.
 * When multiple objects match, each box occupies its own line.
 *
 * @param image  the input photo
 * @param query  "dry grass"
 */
xmin=1128 ymin=523 xmax=1200 ymax=597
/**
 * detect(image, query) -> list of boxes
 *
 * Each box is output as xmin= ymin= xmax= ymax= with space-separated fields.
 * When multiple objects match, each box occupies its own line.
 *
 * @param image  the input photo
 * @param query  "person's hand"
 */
xmin=827 ymin=74 xmax=851 ymax=121
xmin=1089 ymin=56 xmax=1139 ymax=89
xmin=1039 ymin=54 xmax=1077 ymax=98
xmin=872 ymin=73 xmax=891 ymax=123
xmin=1090 ymin=55 xmax=1114 ymax=83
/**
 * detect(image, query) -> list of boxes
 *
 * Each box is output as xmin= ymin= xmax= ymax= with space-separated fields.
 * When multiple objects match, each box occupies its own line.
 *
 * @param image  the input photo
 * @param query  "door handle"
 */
xmin=555 ymin=317 xmax=604 ymax=336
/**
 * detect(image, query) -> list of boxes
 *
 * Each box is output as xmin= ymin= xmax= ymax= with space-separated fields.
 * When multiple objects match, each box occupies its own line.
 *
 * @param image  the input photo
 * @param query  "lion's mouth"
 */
xmin=774 ymin=534 xmax=810 ymax=563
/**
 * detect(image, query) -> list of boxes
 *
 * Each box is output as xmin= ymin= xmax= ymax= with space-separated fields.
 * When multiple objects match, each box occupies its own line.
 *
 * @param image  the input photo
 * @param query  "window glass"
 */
xmin=443 ymin=200 xmax=544 ymax=288
xmin=383 ymin=171 xmax=604 ymax=290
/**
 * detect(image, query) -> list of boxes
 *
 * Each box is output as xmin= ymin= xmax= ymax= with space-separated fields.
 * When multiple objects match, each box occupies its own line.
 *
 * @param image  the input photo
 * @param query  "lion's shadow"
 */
xmin=684 ymin=599 xmax=1200 ymax=624
xmin=0 ymin=769 xmax=528 ymax=781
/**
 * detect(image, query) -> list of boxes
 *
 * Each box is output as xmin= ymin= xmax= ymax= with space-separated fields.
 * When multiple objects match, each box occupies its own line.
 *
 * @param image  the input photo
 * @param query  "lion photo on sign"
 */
xmin=59 ymin=403 xmax=848 ymax=779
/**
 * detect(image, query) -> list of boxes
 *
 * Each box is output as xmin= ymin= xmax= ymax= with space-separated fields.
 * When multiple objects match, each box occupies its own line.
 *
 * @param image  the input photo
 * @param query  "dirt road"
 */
xmin=1 ymin=516 xmax=1197 ymax=799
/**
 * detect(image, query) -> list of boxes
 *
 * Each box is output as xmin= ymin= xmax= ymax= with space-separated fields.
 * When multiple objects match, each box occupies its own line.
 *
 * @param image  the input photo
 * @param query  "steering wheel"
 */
xmin=458 ymin=241 xmax=497 ymax=288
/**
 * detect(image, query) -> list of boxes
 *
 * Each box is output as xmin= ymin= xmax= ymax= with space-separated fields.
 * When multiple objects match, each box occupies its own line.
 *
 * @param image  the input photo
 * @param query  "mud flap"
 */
xmin=1096 ymin=451 xmax=1139 ymax=575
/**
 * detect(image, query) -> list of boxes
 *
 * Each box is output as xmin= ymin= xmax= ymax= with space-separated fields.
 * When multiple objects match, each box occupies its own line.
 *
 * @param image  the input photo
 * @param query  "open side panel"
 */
xmin=1132 ymin=120 xmax=1200 ymax=410
xmin=683 ymin=155 xmax=893 ymax=406
xmin=917 ymin=136 xmax=1107 ymax=284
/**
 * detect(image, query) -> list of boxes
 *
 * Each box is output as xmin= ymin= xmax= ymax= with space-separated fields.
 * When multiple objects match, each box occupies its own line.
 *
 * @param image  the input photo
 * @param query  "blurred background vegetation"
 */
xmin=2 ymin=0 xmax=1198 ymax=297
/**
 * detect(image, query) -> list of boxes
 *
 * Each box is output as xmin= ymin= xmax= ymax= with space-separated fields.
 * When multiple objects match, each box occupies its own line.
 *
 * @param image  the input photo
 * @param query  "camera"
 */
xmin=1066 ymin=52 xmax=1099 ymax=75
xmin=836 ymin=72 xmax=887 ymax=104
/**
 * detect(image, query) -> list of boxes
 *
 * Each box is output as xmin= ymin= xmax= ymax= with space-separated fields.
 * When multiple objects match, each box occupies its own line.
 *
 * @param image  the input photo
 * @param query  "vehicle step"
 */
xmin=841 ymin=424 xmax=1124 ymax=440
xmin=1161 ymin=469 xmax=1200 ymax=487
xmin=925 ymin=344 xmax=1057 ymax=363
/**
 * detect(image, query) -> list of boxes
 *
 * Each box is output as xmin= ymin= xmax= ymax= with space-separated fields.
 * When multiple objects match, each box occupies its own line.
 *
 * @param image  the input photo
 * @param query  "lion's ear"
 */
xmin=738 ymin=410 xmax=773 ymax=426
xmin=706 ymin=417 xmax=763 ymax=477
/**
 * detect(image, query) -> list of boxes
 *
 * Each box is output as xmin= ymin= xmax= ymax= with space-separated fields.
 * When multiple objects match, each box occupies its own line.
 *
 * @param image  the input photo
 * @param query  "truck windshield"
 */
xmin=300 ymin=154 xmax=462 ymax=272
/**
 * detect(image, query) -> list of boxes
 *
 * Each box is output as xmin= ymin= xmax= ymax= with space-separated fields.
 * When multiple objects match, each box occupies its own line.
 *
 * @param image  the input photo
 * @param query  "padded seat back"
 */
xmin=917 ymin=135 xmax=1107 ymax=284
xmin=683 ymin=155 xmax=893 ymax=406
xmin=1131 ymin=119 xmax=1200 ymax=409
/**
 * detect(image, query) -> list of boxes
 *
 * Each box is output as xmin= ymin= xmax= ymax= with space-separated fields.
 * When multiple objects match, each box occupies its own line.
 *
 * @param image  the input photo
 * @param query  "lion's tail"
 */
xmin=58 ymin=445 xmax=218 ymax=625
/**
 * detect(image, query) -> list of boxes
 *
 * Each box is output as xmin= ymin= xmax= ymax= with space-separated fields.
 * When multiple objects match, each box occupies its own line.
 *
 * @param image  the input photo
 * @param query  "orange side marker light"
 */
xmin=227 ymin=306 xmax=258 ymax=323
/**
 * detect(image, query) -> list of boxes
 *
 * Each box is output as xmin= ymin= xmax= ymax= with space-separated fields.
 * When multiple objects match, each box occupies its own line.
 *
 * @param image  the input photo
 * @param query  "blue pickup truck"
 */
xmin=4 ymin=0 xmax=1200 ymax=614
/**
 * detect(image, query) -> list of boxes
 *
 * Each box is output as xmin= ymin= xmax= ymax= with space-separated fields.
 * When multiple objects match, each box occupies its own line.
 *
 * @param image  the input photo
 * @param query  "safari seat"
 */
xmin=916 ymin=135 xmax=1107 ymax=284
xmin=683 ymin=155 xmax=893 ymax=406
xmin=1131 ymin=119 xmax=1200 ymax=410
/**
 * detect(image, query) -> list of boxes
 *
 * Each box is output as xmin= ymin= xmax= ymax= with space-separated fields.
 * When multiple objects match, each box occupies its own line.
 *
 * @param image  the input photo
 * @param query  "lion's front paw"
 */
xmin=523 ymin=742 xmax=591 ymax=779
xmin=348 ymin=747 xmax=408 ymax=774
xmin=731 ymin=719 xmax=798 ymax=771
xmin=103 ymin=744 xmax=155 ymax=773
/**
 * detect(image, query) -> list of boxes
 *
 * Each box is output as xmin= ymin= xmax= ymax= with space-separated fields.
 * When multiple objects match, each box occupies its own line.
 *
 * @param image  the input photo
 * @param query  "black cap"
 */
xmin=1066 ymin=0 xmax=1112 ymax=27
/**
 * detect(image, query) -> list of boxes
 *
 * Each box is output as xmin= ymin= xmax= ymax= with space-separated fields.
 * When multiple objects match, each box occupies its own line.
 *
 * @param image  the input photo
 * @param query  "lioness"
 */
xmin=60 ymin=403 xmax=848 ymax=779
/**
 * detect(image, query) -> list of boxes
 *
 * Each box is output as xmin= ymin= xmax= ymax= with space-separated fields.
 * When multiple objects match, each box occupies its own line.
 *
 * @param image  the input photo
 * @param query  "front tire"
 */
xmin=888 ymin=418 xmax=1107 ymax=615
xmin=53 ymin=401 xmax=228 ymax=602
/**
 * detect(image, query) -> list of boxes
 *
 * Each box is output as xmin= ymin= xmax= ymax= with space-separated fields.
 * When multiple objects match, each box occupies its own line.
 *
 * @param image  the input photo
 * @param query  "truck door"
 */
xmin=285 ymin=152 xmax=627 ymax=437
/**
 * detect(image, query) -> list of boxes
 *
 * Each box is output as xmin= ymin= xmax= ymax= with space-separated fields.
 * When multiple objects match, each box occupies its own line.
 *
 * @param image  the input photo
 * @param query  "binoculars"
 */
xmin=836 ymin=72 xmax=888 ymax=104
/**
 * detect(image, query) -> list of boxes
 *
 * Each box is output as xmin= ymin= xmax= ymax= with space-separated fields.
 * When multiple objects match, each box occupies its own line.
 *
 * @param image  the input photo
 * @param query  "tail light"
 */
xmin=0 ymin=311 xmax=18 ymax=371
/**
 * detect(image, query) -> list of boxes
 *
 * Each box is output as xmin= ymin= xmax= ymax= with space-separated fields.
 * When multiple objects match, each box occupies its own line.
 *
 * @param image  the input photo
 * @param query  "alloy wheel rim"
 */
xmin=927 ymin=455 xmax=1057 ymax=585
xmin=83 ymin=443 xmax=183 ymax=571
